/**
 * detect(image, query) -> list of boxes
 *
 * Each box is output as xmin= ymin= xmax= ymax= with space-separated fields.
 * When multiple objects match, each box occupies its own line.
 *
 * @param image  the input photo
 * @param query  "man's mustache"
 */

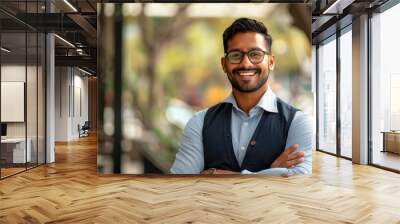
xmin=232 ymin=68 xmax=261 ymax=75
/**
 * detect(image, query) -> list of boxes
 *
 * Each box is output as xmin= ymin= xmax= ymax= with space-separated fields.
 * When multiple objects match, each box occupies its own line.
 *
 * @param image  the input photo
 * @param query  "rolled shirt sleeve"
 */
xmin=285 ymin=111 xmax=314 ymax=175
xmin=170 ymin=110 xmax=206 ymax=174
xmin=241 ymin=111 xmax=314 ymax=176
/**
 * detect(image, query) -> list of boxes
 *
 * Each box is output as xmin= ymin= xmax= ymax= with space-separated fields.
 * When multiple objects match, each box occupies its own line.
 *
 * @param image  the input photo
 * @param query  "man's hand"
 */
xmin=271 ymin=144 xmax=304 ymax=169
xmin=201 ymin=168 xmax=240 ymax=175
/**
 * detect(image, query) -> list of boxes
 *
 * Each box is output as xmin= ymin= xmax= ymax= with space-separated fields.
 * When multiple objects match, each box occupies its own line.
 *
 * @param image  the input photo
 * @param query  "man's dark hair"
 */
xmin=222 ymin=18 xmax=272 ymax=53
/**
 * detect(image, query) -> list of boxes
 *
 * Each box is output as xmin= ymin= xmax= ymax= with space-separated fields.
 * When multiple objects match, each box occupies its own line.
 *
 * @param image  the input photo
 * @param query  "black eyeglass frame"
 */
xmin=224 ymin=49 xmax=270 ymax=64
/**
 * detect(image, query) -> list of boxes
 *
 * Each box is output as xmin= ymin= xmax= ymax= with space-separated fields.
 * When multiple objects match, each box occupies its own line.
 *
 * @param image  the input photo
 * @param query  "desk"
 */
xmin=381 ymin=131 xmax=400 ymax=154
xmin=1 ymin=138 xmax=31 ymax=163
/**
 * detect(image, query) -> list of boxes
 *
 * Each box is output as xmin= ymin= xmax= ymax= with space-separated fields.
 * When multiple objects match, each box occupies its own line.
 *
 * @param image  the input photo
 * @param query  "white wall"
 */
xmin=55 ymin=67 xmax=89 ymax=141
xmin=55 ymin=66 xmax=69 ymax=141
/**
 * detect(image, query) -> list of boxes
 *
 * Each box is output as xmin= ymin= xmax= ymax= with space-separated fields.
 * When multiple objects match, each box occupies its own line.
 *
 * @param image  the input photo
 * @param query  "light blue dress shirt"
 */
xmin=170 ymin=88 xmax=314 ymax=176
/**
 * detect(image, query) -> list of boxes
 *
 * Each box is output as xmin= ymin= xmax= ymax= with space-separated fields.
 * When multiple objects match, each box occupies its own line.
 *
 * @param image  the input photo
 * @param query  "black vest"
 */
xmin=202 ymin=98 xmax=298 ymax=172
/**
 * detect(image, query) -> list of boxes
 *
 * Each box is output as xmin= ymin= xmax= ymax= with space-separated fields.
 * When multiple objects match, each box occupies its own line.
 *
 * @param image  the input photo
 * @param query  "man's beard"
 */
xmin=227 ymin=68 xmax=269 ymax=93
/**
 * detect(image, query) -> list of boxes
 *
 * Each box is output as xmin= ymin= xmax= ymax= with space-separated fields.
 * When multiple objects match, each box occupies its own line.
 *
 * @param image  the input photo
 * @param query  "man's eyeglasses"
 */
xmin=225 ymin=49 xmax=269 ymax=64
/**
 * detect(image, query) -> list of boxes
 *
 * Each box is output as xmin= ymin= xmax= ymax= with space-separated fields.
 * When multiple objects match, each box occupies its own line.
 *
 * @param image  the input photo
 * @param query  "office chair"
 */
xmin=79 ymin=121 xmax=90 ymax=138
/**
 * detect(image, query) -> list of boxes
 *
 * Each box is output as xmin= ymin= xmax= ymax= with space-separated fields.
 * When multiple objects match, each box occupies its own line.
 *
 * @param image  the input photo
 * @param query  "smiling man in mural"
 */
xmin=170 ymin=18 xmax=313 ymax=176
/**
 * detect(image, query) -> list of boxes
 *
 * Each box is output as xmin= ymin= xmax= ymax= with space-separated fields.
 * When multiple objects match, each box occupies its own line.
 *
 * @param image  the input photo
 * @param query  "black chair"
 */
xmin=79 ymin=121 xmax=90 ymax=138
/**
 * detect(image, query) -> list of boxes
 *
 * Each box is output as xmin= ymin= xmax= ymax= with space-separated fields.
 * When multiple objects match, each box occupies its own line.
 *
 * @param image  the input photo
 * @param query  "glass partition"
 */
xmin=0 ymin=1 xmax=46 ymax=179
xmin=27 ymin=30 xmax=38 ymax=169
xmin=1 ymin=30 xmax=28 ymax=177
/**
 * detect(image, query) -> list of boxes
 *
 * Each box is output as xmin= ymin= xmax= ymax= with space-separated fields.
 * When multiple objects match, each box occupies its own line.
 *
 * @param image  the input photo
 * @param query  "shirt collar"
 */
xmin=222 ymin=86 xmax=278 ymax=113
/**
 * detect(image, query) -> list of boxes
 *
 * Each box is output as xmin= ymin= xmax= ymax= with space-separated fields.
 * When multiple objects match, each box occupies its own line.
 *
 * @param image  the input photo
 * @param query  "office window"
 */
xmin=317 ymin=37 xmax=337 ymax=154
xmin=339 ymin=29 xmax=352 ymax=158
xmin=371 ymin=3 xmax=400 ymax=171
xmin=317 ymin=38 xmax=336 ymax=153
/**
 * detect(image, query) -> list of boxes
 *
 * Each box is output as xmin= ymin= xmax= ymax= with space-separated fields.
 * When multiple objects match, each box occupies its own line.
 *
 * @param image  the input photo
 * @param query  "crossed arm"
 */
xmin=170 ymin=110 xmax=314 ymax=176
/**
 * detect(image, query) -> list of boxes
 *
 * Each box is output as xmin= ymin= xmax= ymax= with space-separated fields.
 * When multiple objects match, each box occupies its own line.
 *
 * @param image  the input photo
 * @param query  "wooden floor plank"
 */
xmin=1 ymin=134 xmax=400 ymax=223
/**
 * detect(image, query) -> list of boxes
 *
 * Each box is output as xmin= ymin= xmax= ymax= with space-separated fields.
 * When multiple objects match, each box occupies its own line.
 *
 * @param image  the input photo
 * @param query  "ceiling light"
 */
xmin=323 ymin=0 xmax=354 ymax=15
xmin=78 ymin=67 xmax=93 ymax=76
xmin=1 ymin=47 xmax=11 ymax=53
xmin=63 ymin=0 xmax=78 ymax=12
xmin=54 ymin=34 xmax=75 ymax=48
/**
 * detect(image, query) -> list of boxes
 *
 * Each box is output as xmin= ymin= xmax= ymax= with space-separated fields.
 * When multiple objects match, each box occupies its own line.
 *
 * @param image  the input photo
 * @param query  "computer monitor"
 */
xmin=1 ymin=123 xmax=7 ymax=137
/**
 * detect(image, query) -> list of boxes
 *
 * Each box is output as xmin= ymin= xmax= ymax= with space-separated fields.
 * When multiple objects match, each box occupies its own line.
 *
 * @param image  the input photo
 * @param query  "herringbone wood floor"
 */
xmin=1 ymin=134 xmax=400 ymax=224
